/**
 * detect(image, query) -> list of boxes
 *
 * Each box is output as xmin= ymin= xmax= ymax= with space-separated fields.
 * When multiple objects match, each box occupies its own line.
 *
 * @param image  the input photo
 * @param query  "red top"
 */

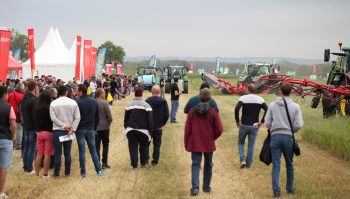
xmin=184 ymin=108 xmax=223 ymax=152
xmin=7 ymin=91 xmax=23 ymax=123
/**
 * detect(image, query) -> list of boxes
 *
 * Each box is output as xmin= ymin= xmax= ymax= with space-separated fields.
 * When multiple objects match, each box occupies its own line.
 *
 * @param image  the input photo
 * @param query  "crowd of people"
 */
xmin=0 ymin=73 xmax=303 ymax=198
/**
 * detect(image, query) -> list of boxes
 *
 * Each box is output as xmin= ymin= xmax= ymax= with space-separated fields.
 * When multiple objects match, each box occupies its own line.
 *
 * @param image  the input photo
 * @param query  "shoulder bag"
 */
xmin=259 ymin=129 xmax=272 ymax=165
xmin=283 ymin=98 xmax=301 ymax=156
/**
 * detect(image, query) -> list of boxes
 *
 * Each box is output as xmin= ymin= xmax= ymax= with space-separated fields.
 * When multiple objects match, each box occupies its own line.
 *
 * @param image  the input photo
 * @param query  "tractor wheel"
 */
xmin=183 ymin=81 xmax=188 ymax=94
xmin=322 ymin=97 xmax=336 ymax=118
xmin=165 ymin=83 xmax=171 ymax=93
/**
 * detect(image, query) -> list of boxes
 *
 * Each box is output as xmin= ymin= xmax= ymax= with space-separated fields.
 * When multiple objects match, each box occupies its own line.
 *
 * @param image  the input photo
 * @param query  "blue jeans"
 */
xmin=53 ymin=130 xmax=72 ymax=176
xmin=23 ymin=130 xmax=37 ymax=172
xmin=238 ymin=125 xmax=258 ymax=167
xmin=191 ymin=152 xmax=213 ymax=192
xmin=170 ymin=100 xmax=179 ymax=121
xmin=271 ymin=134 xmax=294 ymax=194
xmin=76 ymin=129 xmax=102 ymax=175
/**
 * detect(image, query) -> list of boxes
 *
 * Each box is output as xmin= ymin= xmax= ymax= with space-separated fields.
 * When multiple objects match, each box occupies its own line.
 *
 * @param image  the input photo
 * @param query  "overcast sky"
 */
xmin=2 ymin=0 xmax=350 ymax=59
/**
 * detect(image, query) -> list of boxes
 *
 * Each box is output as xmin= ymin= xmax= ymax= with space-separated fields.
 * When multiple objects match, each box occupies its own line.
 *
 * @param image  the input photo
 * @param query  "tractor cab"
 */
xmin=164 ymin=66 xmax=189 ymax=94
xmin=136 ymin=65 xmax=163 ymax=90
xmin=239 ymin=63 xmax=280 ymax=83
xmin=324 ymin=46 xmax=350 ymax=87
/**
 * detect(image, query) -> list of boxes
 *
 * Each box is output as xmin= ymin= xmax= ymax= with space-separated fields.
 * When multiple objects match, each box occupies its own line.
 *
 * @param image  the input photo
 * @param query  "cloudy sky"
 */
xmin=2 ymin=0 xmax=350 ymax=59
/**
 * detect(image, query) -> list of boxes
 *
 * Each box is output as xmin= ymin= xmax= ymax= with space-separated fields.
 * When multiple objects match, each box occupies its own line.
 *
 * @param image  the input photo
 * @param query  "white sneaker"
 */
xmin=240 ymin=160 xmax=246 ymax=168
xmin=0 ymin=192 xmax=8 ymax=199
xmin=25 ymin=170 xmax=36 ymax=175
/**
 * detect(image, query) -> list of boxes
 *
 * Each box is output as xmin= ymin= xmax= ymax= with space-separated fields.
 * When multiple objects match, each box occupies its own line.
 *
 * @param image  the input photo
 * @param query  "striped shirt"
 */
xmin=234 ymin=94 xmax=268 ymax=125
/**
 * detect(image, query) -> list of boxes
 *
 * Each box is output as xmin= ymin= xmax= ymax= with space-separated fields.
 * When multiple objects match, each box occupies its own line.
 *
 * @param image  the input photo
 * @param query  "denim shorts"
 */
xmin=0 ymin=139 xmax=13 ymax=169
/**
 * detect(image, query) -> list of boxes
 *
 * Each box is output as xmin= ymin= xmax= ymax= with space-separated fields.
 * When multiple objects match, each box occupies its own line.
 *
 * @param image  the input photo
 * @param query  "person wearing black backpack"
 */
xmin=264 ymin=84 xmax=304 ymax=198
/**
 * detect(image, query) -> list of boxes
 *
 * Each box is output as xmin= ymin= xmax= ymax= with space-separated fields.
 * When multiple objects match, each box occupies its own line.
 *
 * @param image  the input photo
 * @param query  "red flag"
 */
xmin=75 ymin=36 xmax=82 ymax=80
xmin=83 ymin=40 xmax=92 ymax=80
xmin=0 ymin=30 xmax=12 ymax=81
xmin=90 ymin=47 xmax=98 ymax=77
xmin=117 ymin=64 xmax=123 ymax=74
xmin=27 ymin=28 xmax=35 ymax=72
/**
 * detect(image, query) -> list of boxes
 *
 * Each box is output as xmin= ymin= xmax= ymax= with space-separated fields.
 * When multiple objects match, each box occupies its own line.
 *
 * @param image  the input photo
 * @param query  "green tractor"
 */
xmin=135 ymin=65 xmax=163 ymax=91
xmin=164 ymin=65 xmax=189 ymax=94
xmin=320 ymin=42 xmax=350 ymax=117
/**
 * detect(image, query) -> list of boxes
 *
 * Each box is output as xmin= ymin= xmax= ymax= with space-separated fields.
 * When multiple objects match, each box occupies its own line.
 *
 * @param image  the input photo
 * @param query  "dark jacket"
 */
xmin=77 ymin=95 xmax=100 ymax=131
xmin=0 ymin=101 xmax=12 ymax=140
xmin=184 ymin=95 xmax=219 ymax=114
xmin=184 ymin=103 xmax=223 ymax=152
xmin=124 ymin=97 xmax=153 ymax=134
xmin=21 ymin=92 xmax=37 ymax=131
xmin=34 ymin=107 xmax=53 ymax=132
xmin=146 ymin=96 xmax=169 ymax=130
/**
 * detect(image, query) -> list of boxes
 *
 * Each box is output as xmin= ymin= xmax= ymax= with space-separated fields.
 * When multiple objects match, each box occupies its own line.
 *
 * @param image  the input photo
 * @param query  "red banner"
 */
xmin=75 ymin=35 xmax=82 ymax=80
xmin=0 ymin=30 xmax=12 ymax=81
xmin=117 ymin=64 xmax=123 ymax=74
xmin=90 ymin=47 xmax=97 ymax=77
xmin=83 ymin=40 xmax=92 ymax=80
xmin=312 ymin=64 xmax=317 ymax=74
xmin=105 ymin=64 xmax=112 ymax=75
xmin=28 ymin=28 xmax=35 ymax=72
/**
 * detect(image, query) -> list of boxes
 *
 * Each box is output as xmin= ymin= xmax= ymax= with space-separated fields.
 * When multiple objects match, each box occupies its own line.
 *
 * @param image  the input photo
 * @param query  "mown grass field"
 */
xmin=4 ymin=74 xmax=350 ymax=199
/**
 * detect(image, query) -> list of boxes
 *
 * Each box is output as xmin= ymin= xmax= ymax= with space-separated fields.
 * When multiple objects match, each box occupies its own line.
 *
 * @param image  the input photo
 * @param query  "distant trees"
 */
xmin=98 ymin=41 xmax=125 ymax=65
xmin=10 ymin=29 xmax=28 ymax=62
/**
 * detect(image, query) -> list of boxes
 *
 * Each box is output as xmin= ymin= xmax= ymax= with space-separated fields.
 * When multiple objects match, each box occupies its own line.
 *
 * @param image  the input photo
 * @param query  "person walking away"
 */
xmin=50 ymin=85 xmax=81 ymax=177
xmin=184 ymin=82 xmax=219 ymax=114
xmin=7 ymin=82 xmax=24 ymax=150
xmin=234 ymin=84 xmax=268 ymax=168
xmin=159 ymin=77 xmax=165 ymax=99
xmin=33 ymin=91 xmax=54 ymax=178
xmin=76 ymin=84 xmax=105 ymax=177
xmin=170 ymin=77 xmax=181 ymax=123
xmin=264 ymin=84 xmax=303 ymax=198
xmin=95 ymin=88 xmax=113 ymax=169
xmin=0 ymin=86 xmax=16 ymax=199
xmin=146 ymin=85 xmax=169 ymax=166
xmin=124 ymin=88 xmax=153 ymax=169
xmin=184 ymin=88 xmax=223 ymax=196
xmin=21 ymin=80 xmax=39 ymax=174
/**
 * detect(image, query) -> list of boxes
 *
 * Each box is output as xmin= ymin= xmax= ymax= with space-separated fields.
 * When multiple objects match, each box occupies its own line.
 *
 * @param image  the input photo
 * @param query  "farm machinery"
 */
xmin=164 ymin=65 xmax=189 ymax=94
xmin=257 ymin=42 xmax=350 ymax=117
xmin=202 ymin=63 xmax=280 ymax=94
xmin=135 ymin=55 xmax=164 ymax=91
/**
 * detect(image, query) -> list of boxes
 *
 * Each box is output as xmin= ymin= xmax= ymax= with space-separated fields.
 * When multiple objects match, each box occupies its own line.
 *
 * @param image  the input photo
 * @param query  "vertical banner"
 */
xmin=95 ymin=48 xmax=106 ymax=78
xmin=216 ymin=56 xmax=220 ymax=74
xmin=75 ymin=35 xmax=82 ymax=80
xmin=105 ymin=64 xmax=112 ymax=75
xmin=0 ymin=30 xmax=12 ymax=81
xmin=83 ymin=40 xmax=92 ymax=80
xmin=90 ymin=47 xmax=97 ymax=77
xmin=312 ymin=64 xmax=317 ymax=74
xmin=117 ymin=64 xmax=123 ymax=74
xmin=27 ymin=29 xmax=35 ymax=74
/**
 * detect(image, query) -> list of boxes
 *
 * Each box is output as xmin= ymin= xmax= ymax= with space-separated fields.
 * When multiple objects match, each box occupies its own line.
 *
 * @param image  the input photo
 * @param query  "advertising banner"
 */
xmin=28 ymin=28 xmax=35 ymax=72
xmin=83 ymin=40 xmax=92 ymax=79
xmin=0 ymin=30 xmax=12 ymax=81
xmin=75 ymin=35 xmax=82 ymax=80
xmin=95 ymin=48 xmax=106 ymax=78
xmin=90 ymin=47 xmax=97 ymax=76
xmin=105 ymin=64 xmax=112 ymax=75
xmin=312 ymin=64 xmax=317 ymax=74
xmin=117 ymin=64 xmax=123 ymax=74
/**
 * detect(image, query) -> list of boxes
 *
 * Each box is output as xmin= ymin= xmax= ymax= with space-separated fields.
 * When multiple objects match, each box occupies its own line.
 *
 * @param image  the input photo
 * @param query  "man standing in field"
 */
xmin=184 ymin=82 xmax=219 ymax=114
xmin=170 ymin=77 xmax=181 ymax=123
xmin=146 ymin=85 xmax=169 ymax=166
xmin=235 ymin=84 xmax=268 ymax=168
xmin=50 ymin=85 xmax=81 ymax=177
xmin=264 ymin=84 xmax=303 ymax=198
xmin=76 ymin=84 xmax=105 ymax=177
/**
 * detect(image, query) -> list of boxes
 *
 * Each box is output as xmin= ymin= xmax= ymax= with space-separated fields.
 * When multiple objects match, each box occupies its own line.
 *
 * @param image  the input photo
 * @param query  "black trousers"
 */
xmin=152 ymin=129 xmax=162 ymax=164
xmin=127 ymin=130 xmax=149 ymax=168
xmin=95 ymin=129 xmax=110 ymax=164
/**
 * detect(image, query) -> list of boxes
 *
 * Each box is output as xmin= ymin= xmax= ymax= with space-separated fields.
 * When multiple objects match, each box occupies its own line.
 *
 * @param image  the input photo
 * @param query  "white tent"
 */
xmin=22 ymin=27 xmax=76 ymax=81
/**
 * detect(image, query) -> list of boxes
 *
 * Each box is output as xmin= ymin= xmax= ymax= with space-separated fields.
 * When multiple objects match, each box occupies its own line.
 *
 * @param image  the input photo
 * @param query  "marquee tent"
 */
xmin=22 ymin=27 xmax=75 ymax=81
xmin=7 ymin=55 xmax=23 ymax=79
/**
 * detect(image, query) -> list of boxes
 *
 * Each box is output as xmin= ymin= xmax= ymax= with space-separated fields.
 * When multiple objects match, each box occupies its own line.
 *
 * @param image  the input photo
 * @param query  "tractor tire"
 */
xmin=165 ymin=83 xmax=171 ymax=94
xmin=183 ymin=81 xmax=188 ymax=94
xmin=322 ymin=97 xmax=336 ymax=118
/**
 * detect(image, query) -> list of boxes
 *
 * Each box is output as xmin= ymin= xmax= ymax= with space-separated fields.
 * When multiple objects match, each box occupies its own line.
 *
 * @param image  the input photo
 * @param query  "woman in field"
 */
xmin=184 ymin=88 xmax=223 ymax=196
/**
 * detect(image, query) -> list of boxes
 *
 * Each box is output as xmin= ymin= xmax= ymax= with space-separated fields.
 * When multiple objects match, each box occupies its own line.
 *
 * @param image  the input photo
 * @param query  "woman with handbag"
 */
xmin=264 ymin=84 xmax=304 ymax=198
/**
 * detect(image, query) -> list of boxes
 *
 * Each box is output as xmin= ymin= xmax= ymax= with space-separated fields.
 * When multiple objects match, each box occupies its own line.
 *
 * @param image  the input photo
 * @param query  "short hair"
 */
xmin=95 ymin=88 xmax=105 ymax=98
xmin=134 ymin=87 xmax=143 ymax=97
xmin=27 ymin=80 xmax=37 ymax=92
xmin=48 ymin=79 xmax=54 ymax=85
xmin=50 ymin=88 xmax=58 ymax=95
xmin=174 ymin=77 xmax=179 ymax=83
xmin=199 ymin=88 xmax=211 ymax=103
xmin=58 ymin=85 xmax=68 ymax=96
xmin=281 ymin=84 xmax=292 ymax=96
xmin=15 ymin=82 xmax=24 ymax=91
xmin=200 ymin=82 xmax=210 ymax=90
xmin=78 ymin=84 xmax=88 ymax=95
xmin=247 ymin=84 xmax=256 ymax=93
xmin=0 ymin=86 xmax=7 ymax=99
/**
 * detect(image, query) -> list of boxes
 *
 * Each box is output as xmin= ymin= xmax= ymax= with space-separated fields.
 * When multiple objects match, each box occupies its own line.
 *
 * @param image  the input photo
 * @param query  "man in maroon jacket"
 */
xmin=184 ymin=88 xmax=223 ymax=196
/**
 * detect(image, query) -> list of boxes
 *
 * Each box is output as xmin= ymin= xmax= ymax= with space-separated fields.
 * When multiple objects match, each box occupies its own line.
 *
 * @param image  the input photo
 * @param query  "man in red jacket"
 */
xmin=7 ymin=82 xmax=24 ymax=150
xmin=184 ymin=88 xmax=223 ymax=196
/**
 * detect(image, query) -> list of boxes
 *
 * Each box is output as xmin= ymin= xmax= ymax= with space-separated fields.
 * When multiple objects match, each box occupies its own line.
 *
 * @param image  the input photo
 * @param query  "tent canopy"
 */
xmin=8 ymin=56 xmax=22 ymax=70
